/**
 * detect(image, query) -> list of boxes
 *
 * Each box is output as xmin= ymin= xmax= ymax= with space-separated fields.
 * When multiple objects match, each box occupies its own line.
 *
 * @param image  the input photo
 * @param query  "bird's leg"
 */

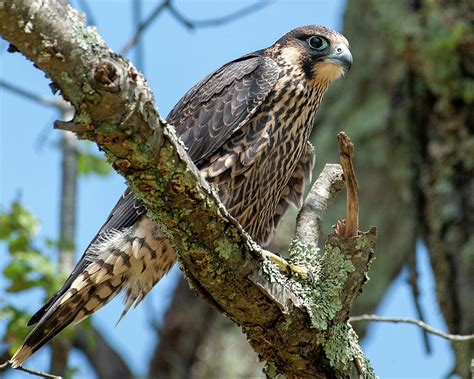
xmin=261 ymin=250 xmax=310 ymax=280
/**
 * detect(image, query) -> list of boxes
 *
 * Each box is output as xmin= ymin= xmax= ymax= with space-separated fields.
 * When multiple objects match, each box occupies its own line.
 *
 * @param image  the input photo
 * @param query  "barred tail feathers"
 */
xmin=10 ymin=217 xmax=176 ymax=367
xmin=9 ymin=275 xmax=123 ymax=368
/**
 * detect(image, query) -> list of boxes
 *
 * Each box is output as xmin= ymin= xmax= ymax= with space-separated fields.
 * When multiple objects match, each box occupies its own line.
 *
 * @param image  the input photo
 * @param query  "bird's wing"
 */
xmin=27 ymin=187 xmax=146 ymax=326
xmin=167 ymin=52 xmax=281 ymax=166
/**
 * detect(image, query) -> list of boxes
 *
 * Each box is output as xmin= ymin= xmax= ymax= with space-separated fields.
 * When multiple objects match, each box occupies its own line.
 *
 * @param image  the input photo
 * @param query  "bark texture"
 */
xmin=0 ymin=1 xmax=377 ymax=377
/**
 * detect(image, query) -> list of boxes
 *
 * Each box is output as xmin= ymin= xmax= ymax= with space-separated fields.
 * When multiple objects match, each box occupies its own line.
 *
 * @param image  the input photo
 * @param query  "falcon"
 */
xmin=11 ymin=25 xmax=352 ymax=366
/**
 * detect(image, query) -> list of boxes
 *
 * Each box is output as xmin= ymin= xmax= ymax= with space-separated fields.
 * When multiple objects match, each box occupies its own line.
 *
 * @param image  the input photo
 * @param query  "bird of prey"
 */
xmin=10 ymin=25 xmax=352 ymax=367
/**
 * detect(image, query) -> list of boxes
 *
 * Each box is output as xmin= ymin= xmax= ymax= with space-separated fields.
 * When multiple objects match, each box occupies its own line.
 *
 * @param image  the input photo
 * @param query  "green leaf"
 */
xmin=77 ymin=142 xmax=112 ymax=177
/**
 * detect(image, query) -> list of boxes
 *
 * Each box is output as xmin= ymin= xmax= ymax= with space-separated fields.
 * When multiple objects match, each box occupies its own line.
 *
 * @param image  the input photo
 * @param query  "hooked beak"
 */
xmin=327 ymin=44 xmax=352 ymax=71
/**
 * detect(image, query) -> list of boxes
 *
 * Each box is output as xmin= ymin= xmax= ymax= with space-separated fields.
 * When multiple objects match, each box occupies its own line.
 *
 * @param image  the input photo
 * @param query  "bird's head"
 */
xmin=271 ymin=25 xmax=352 ymax=84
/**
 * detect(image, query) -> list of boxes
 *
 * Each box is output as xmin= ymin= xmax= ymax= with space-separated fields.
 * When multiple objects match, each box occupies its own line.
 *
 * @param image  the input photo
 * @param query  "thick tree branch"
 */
xmin=0 ymin=2 xmax=375 ymax=377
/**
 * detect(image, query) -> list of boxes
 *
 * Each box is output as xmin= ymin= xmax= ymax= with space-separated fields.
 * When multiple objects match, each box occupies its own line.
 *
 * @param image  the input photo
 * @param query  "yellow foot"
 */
xmin=261 ymin=250 xmax=310 ymax=280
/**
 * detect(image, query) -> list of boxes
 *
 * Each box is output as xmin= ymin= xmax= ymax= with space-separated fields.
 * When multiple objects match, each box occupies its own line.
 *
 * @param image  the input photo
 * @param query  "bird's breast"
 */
xmin=203 ymin=76 xmax=323 ymax=244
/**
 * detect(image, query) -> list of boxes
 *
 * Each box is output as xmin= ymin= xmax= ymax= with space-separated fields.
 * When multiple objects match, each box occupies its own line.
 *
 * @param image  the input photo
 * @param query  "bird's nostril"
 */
xmin=336 ymin=47 xmax=343 ymax=54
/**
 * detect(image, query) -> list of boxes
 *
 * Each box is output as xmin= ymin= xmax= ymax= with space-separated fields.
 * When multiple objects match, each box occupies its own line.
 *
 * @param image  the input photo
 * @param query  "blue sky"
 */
xmin=1 ymin=1 xmax=455 ymax=378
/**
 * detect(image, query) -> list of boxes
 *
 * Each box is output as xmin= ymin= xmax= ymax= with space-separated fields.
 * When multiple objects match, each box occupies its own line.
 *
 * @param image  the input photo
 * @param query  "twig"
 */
xmin=17 ymin=365 xmax=62 ymax=379
xmin=120 ymin=0 xmax=169 ymax=55
xmin=350 ymin=314 xmax=474 ymax=342
xmin=0 ymin=80 xmax=62 ymax=108
xmin=295 ymin=164 xmax=344 ymax=246
xmin=336 ymin=132 xmax=359 ymax=237
xmin=167 ymin=0 xmax=272 ymax=30
xmin=0 ymin=362 xmax=61 ymax=379
xmin=120 ymin=1 xmax=272 ymax=56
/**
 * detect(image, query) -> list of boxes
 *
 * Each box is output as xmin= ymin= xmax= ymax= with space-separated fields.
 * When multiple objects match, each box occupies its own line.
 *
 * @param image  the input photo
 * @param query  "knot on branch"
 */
xmin=93 ymin=59 xmax=121 ymax=93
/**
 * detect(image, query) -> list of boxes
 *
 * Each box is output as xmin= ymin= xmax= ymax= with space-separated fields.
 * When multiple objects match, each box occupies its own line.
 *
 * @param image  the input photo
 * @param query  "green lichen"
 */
xmin=60 ymin=71 xmax=74 ymax=84
xmin=72 ymin=22 xmax=105 ymax=52
xmin=263 ymin=360 xmax=286 ymax=379
xmin=288 ymin=240 xmax=320 ymax=270
xmin=323 ymin=323 xmax=376 ymax=378
xmin=215 ymin=236 xmax=237 ymax=260
xmin=324 ymin=323 xmax=352 ymax=371
xmin=355 ymin=235 xmax=371 ymax=250
xmin=80 ymin=82 xmax=101 ymax=103
xmin=307 ymin=244 xmax=355 ymax=330
xmin=96 ymin=122 xmax=114 ymax=134
xmin=75 ymin=111 xmax=91 ymax=125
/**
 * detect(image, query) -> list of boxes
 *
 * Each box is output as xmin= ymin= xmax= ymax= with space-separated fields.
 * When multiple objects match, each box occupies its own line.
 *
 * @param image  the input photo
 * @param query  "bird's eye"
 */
xmin=307 ymin=36 xmax=328 ymax=51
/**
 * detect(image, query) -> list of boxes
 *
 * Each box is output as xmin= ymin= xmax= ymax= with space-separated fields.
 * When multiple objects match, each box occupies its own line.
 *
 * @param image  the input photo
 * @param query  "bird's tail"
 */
xmin=9 ymin=273 xmax=123 ymax=368
xmin=9 ymin=216 xmax=175 ymax=368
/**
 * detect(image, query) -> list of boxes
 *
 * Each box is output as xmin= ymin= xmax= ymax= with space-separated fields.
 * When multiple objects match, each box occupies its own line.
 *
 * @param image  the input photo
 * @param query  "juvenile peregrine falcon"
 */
xmin=11 ymin=25 xmax=352 ymax=366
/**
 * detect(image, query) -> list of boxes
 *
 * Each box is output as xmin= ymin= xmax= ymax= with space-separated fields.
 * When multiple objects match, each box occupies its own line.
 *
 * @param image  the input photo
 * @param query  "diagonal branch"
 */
xmin=119 ymin=0 xmax=169 ymax=56
xmin=0 ymin=2 xmax=375 ymax=377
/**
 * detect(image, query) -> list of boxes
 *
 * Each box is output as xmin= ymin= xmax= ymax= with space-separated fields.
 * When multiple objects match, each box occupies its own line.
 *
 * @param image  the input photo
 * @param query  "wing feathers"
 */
xmin=168 ymin=53 xmax=280 ymax=165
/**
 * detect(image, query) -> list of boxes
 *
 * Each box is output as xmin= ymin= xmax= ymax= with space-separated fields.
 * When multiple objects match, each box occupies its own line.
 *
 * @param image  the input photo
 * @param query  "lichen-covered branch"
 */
xmin=0 ymin=1 xmax=376 ymax=377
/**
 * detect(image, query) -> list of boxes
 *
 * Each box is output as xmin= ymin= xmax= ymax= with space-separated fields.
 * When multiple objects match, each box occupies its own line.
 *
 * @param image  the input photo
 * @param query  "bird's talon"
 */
xmin=263 ymin=251 xmax=308 ymax=280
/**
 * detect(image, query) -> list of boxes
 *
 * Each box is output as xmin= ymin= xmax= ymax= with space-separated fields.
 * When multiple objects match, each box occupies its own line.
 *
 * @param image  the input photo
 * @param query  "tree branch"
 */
xmin=350 ymin=315 xmax=474 ymax=342
xmin=0 ymin=79 xmax=63 ymax=108
xmin=336 ymin=132 xmax=359 ymax=238
xmin=167 ymin=1 xmax=272 ymax=30
xmin=0 ymin=362 xmax=60 ymax=379
xmin=294 ymin=164 xmax=344 ymax=247
xmin=119 ymin=0 xmax=168 ymax=56
xmin=120 ymin=0 xmax=272 ymax=56
xmin=0 ymin=2 xmax=376 ymax=377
